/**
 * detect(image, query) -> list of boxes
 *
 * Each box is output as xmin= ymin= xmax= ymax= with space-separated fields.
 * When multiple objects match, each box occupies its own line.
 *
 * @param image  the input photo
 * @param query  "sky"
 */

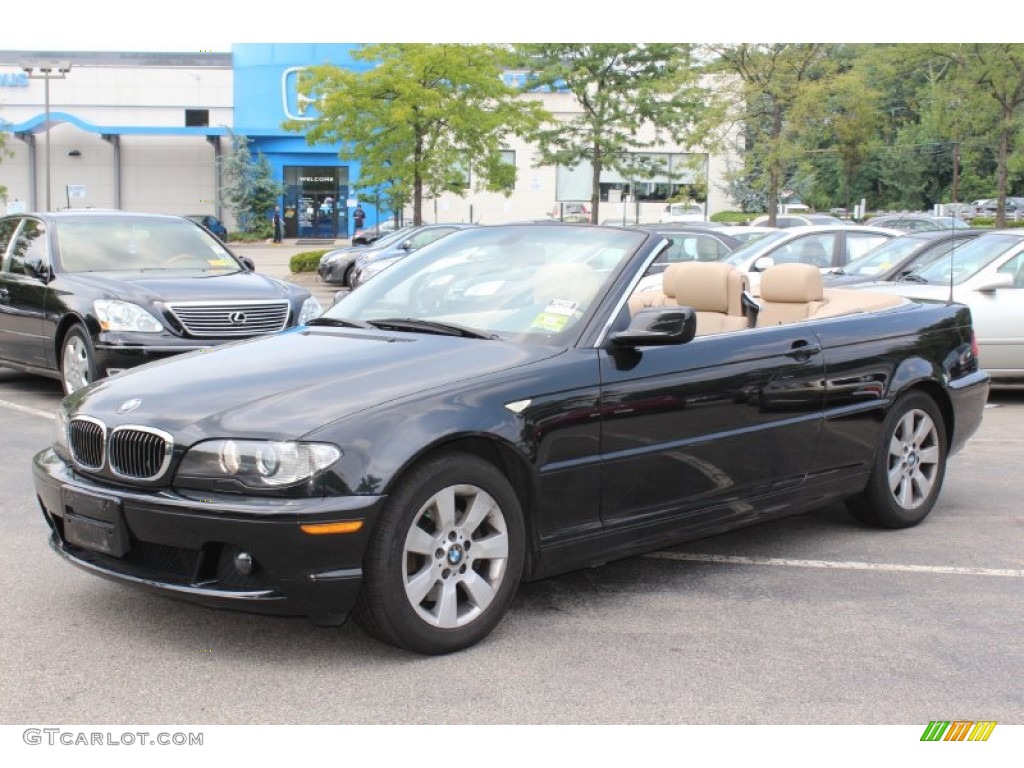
xmin=0 ymin=0 xmax=1007 ymax=52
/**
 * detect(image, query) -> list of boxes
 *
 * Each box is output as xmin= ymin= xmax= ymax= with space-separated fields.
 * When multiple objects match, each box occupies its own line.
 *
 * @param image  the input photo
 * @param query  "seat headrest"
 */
xmin=760 ymin=263 xmax=824 ymax=303
xmin=670 ymin=262 xmax=737 ymax=313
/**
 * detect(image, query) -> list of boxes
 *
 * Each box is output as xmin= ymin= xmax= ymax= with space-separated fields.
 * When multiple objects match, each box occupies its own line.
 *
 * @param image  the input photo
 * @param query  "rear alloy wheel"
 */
xmin=847 ymin=391 xmax=947 ymax=528
xmin=60 ymin=325 xmax=98 ymax=395
xmin=354 ymin=453 xmax=525 ymax=654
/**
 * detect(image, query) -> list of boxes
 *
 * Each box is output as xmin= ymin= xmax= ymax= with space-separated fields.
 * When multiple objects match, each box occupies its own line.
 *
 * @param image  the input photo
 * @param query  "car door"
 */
xmin=0 ymin=216 xmax=53 ymax=369
xmin=598 ymin=324 xmax=825 ymax=536
xmin=961 ymin=250 xmax=1024 ymax=374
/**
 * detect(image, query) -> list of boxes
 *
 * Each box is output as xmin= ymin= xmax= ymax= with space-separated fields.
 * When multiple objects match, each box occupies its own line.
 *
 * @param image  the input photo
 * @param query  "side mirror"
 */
xmin=401 ymin=239 xmax=414 ymax=251
xmin=611 ymin=307 xmax=697 ymax=347
xmin=753 ymin=256 xmax=775 ymax=272
xmin=238 ymin=255 xmax=256 ymax=272
xmin=975 ymin=273 xmax=1014 ymax=292
xmin=24 ymin=257 xmax=51 ymax=282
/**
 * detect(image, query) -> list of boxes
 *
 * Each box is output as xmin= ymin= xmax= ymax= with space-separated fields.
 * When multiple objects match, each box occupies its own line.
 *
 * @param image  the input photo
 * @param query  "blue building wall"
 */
xmin=231 ymin=44 xmax=380 ymax=237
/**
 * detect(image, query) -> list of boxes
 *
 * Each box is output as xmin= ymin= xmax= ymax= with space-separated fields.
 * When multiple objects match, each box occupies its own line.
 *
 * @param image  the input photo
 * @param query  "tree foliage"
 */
xmin=516 ymin=44 xmax=715 ymax=224
xmin=285 ymin=44 xmax=546 ymax=226
xmin=219 ymin=132 xmax=282 ymax=236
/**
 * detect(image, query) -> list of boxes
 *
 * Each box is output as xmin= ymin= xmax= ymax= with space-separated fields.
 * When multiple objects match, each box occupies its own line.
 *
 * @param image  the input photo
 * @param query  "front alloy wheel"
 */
xmin=354 ymin=453 xmax=525 ymax=654
xmin=60 ymin=325 xmax=97 ymax=395
xmin=403 ymin=484 xmax=511 ymax=629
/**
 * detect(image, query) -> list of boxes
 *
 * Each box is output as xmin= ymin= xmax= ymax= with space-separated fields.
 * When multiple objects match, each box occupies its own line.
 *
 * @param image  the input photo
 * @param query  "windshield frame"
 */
xmin=323 ymin=224 xmax=649 ymax=346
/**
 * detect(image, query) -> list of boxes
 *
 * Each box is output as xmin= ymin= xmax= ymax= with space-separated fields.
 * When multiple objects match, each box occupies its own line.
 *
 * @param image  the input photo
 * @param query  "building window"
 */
xmin=185 ymin=109 xmax=210 ymax=127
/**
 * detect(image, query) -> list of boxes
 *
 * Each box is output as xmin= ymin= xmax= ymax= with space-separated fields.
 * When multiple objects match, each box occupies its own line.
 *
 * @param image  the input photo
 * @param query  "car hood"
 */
xmin=71 ymin=327 xmax=562 ymax=438
xmin=61 ymin=270 xmax=307 ymax=303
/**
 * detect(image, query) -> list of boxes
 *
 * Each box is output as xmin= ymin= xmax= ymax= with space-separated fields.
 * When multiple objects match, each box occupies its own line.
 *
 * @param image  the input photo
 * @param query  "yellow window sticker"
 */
xmin=530 ymin=312 xmax=570 ymax=332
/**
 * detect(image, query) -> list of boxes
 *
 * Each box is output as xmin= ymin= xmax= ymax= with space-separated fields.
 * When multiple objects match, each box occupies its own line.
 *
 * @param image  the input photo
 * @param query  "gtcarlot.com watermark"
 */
xmin=23 ymin=728 xmax=203 ymax=747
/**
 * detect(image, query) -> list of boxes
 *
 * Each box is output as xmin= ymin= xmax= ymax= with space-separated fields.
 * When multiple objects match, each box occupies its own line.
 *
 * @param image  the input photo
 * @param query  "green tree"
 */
xmin=943 ymin=44 xmax=1024 ymax=225
xmin=220 ymin=132 xmax=282 ymax=236
xmin=706 ymin=43 xmax=843 ymax=224
xmin=516 ymin=44 xmax=714 ymax=224
xmin=285 ymin=44 xmax=546 ymax=226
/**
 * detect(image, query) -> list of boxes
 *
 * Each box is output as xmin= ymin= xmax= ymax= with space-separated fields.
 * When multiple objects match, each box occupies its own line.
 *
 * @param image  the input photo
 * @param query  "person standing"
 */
xmin=352 ymin=204 xmax=366 ymax=237
xmin=272 ymin=204 xmax=283 ymax=244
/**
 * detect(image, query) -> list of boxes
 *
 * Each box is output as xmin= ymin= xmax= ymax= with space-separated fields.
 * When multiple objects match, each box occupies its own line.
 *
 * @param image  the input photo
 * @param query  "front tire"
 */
xmin=846 ymin=391 xmax=947 ymax=529
xmin=354 ymin=452 xmax=525 ymax=654
xmin=60 ymin=325 xmax=98 ymax=395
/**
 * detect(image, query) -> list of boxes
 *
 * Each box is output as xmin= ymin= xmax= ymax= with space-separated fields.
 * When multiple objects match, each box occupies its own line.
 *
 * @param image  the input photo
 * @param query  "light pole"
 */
xmin=22 ymin=61 xmax=72 ymax=212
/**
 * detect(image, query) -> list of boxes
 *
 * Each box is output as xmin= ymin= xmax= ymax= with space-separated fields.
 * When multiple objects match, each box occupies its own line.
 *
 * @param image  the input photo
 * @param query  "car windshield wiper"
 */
xmin=304 ymin=317 xmax=374 ymax=329
xmin=367 ymin=317 xmax=498 ymax=339
xmin=899 ymin=274 xmax=930 ymax=283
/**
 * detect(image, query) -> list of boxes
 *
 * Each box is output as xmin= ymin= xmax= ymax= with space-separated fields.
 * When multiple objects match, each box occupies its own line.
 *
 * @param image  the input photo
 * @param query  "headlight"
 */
xmin=176 ymin=439 xmax=341 ymax=491
xmin=94 ymin=300 xmax=163 ymax=333
xmin=53 ymin=406 xmax=70 ymax=456
xmin=299 ymin=296 xmax=323 ymax=325
xmin=359 ymin=260 xmax=393 ymax=282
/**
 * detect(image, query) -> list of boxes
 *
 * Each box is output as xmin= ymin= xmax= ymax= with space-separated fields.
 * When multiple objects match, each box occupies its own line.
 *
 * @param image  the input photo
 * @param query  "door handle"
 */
xmin=785 ymin=340 xmax=821 ymax=359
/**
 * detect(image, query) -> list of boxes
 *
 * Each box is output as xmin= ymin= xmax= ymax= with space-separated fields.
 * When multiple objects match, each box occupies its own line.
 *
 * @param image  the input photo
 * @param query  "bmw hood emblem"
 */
xmin=117 ymin=398 xmax=143 ymax=414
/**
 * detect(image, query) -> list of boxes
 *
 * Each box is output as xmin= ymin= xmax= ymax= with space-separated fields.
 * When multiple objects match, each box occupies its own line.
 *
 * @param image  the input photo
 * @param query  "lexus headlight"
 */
xmin=359 ymin=260 xmax=394 ymax=282
xmin=176 ymin=439 xmax=341 ymax=490
xmin=94 ymin=300 xmax=163 ymax=333
xmin=299 ymin=296 xmax=323 ymax=325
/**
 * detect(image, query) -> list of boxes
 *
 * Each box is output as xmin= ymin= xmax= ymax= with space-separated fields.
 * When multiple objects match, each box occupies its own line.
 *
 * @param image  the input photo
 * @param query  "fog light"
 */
xmin=234 ymin=551 xmax=255 ymax=576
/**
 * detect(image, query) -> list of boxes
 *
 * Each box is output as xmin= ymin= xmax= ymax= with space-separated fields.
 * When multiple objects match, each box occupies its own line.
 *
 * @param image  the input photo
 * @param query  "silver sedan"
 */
xmin=854 ymin=230 xmax=1024 ymax=382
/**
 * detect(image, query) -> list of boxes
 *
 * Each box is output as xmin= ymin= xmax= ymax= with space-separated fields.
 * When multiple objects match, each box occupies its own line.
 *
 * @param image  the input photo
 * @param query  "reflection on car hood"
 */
xmin=61 ymin=270 xmax=304 ymax=303
xmin=71 ymin=327 xmax=561 ymax=437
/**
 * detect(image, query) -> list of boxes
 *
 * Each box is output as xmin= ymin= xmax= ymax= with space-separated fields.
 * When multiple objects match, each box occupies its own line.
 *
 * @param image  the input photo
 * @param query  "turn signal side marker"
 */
xmin=300 ymin=521 xmax=364 ymax=535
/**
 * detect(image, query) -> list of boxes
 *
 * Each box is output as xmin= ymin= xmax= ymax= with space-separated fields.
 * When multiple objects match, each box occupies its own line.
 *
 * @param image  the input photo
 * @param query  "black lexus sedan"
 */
xmin=0 ymin=211 xmax=321 ymax=393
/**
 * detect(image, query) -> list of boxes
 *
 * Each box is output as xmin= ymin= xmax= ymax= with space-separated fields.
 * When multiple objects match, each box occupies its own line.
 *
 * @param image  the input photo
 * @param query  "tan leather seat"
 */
xmin=668 ymin=261 xmax=750 ymax=335
xmin=755 ymin=263 xmax=826 ymax=326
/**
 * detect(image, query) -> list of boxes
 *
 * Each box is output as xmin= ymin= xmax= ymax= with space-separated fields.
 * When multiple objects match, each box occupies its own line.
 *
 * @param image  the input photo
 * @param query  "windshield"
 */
xmin=724 ymin=229 xmax=792 ymax=266
xmin=906 ymin=233 xmax=1024 ymax=284
xmin=54 ymin=218 xmax=241 ymax=273
xmin=365 ymin=226 xmax=413 ymax=249
xmin=839 ymin=237 xmax=927 ymax=276
xmin=325 ymin=225 xmax=646 ymax=343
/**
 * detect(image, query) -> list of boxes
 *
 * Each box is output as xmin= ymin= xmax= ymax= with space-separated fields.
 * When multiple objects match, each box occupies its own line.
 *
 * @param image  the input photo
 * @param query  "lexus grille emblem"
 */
xmin=117 ymin=398 xmax=143 ymax=414
xmin=228 ymin=311 xmax=248 ymax=326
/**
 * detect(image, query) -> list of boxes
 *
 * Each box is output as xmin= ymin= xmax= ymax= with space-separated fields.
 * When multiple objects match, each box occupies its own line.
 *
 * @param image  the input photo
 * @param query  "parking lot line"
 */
xmin=646 ymin=551 xmax=1024 ymax=578
xmin=0 ymin=398 xmax=55 ymax=420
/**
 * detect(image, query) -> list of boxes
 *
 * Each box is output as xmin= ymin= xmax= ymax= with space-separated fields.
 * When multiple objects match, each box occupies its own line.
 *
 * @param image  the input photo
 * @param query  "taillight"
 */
xmin=970 ymin=329 xmax=980 ymax=360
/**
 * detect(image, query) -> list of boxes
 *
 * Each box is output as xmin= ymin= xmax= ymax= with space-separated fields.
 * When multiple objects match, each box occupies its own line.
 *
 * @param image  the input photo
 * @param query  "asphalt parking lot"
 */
xmin=1 ymin=338 xmax=1021 ymax=727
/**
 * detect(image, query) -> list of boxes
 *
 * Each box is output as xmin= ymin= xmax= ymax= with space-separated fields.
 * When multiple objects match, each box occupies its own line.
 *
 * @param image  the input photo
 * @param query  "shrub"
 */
xmin=289 ymin=250 xmax=329 ymax=273
xmin=711 ymin=211 xmax=758 ymax=224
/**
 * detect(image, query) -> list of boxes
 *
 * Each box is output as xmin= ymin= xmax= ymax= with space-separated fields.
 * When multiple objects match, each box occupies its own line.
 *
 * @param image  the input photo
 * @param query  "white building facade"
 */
xmin=0 ymin=45 xmax=737 ymax=233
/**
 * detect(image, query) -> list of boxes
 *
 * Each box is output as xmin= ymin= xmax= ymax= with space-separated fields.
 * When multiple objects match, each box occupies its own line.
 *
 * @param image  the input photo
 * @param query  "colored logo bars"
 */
xmin=921 ymin=721 xmax=997 ymax=742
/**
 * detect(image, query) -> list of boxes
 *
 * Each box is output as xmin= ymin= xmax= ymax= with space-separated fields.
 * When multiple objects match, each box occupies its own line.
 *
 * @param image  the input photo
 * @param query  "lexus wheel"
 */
xmin=60 ymin=325 xmax=98 ymax=395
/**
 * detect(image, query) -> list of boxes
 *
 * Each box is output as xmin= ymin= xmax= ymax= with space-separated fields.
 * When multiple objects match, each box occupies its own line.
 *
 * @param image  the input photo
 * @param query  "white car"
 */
xmin=851 ymin=230 xmax=1024 ymax=382
xmin=720 ymin=225 xmax=900 ymax=294
xmin=660 ymin=203 xmax=706 ymax=224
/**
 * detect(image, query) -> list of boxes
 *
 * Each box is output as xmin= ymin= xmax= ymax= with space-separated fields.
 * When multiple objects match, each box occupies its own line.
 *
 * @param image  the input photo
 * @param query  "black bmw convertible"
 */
xmin=33 ymin=223 xmax=990 ymax=654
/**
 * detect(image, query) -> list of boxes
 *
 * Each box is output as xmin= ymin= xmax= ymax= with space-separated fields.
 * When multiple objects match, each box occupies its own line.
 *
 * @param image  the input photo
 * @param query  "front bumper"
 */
xmin=33 ymin=448 xmax=386 ymax=626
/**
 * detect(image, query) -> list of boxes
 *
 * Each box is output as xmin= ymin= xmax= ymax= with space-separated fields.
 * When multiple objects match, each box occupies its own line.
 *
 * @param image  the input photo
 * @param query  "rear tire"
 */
xmin=846 ymin=391 xmax=947 ymax=529
xmin=353 ymin=452 xmax=525 ymax=654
